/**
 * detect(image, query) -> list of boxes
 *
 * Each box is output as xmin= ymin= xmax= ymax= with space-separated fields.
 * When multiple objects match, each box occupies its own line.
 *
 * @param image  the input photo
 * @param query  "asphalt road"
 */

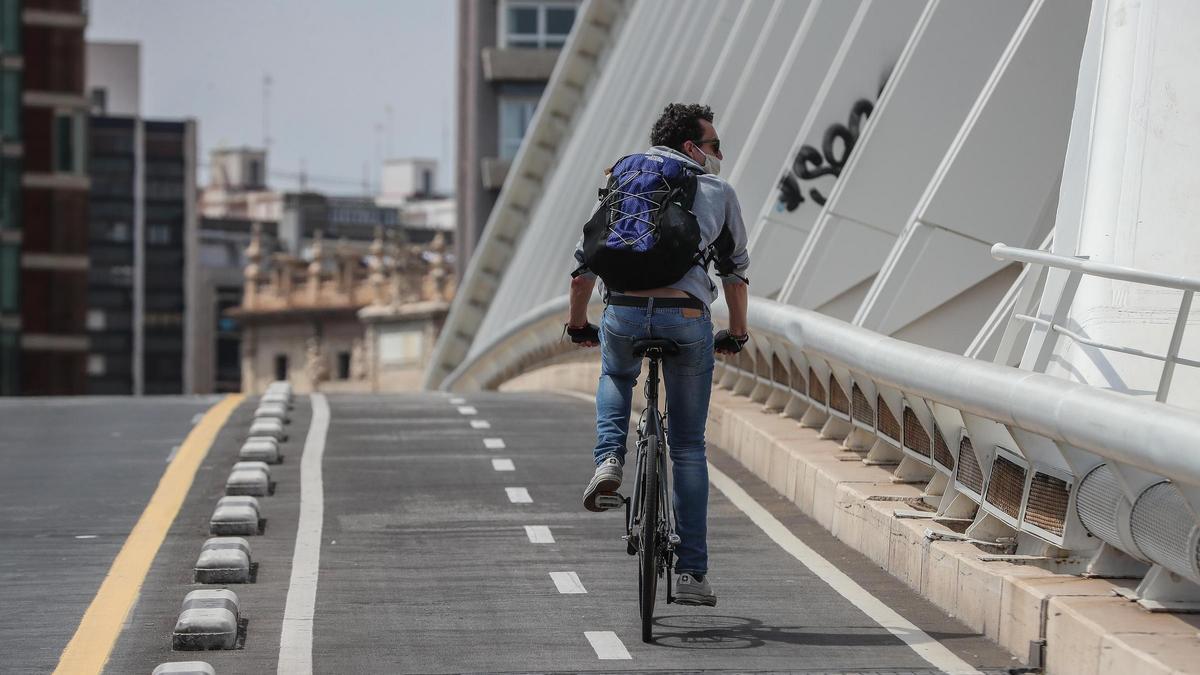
xmin=101 ymin=391 xmax=1019 ymax=674
xmin=0 ymin=396 xmax=220 ymax=674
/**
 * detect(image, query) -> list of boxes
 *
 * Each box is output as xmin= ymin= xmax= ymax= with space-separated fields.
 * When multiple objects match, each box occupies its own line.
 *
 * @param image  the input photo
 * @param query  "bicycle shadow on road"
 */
xmin=649 ymin=614 xmax=949 ymax=651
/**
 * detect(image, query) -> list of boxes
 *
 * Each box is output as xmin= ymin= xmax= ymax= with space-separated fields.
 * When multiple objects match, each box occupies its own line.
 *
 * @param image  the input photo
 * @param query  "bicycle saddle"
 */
xmin=631 ymin=338 xmax=681 ymax=357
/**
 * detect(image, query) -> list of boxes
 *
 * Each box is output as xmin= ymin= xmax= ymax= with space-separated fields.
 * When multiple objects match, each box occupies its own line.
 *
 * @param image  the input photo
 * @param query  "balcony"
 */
xmin=480 ymin=47 xmax=560 ymax=82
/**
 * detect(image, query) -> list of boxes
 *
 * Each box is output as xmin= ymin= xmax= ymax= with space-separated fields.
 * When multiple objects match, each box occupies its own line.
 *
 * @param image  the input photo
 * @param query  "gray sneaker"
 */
xmin=674 ymin=573 xmax=717 ymax=607
xmin=583 ymin=457 xmax=622 ymax=512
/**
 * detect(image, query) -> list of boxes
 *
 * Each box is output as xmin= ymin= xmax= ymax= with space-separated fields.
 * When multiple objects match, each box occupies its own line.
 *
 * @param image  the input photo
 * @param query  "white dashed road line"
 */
xmin=549 ymin=571 xmax=587 ymax=594
xmin=584 ymin=631 xmax=631 ymax=660
xmin=470 ymin=420 xmax=491 ymax=429
xmin=457 ymin=406 xmax=478 ymax=416
xmin=524 ymin=525 xmax=554 ymax=543
xmin=278 ymin=393 xmax=332 ymax=675
xmin=483 ymin=437 xmax=506 ymax=449
xmin=492 ymin=458 xmax=515 ymax=471
xmin=506 ymin=487 xmax=533 ymax=503
xmin=449 ymin=397 xmax=466 ymax=405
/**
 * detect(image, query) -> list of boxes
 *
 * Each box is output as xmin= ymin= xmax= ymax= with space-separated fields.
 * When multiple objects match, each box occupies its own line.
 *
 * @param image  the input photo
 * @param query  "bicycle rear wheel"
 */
xmin=638 ymin=435 xmax=660 ymax=643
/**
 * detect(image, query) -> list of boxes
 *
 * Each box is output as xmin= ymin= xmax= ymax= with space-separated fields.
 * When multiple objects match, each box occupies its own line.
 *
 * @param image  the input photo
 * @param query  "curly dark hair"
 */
xmin=649 ymin=103 xmax=714 ymax=152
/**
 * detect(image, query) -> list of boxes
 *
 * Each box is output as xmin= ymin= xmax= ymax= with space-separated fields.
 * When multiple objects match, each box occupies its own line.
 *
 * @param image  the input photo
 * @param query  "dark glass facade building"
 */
xmin=0 ymin=0 xmax=22 ymax=395
xmin=87 ymin=116 xmax=194 ymax=394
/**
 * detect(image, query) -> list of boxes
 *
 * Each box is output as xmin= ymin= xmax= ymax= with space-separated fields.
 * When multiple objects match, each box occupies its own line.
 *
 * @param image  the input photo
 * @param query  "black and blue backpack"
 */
xmin=575 ymin=152 xmax=728 ymax=292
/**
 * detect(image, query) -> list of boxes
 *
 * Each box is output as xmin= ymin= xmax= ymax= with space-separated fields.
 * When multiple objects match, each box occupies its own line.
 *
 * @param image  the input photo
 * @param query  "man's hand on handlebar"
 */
xmin=714 ymin=329 xmax=749 ymax=355
xmin=566 ymin=322 xmax=600 ymax=347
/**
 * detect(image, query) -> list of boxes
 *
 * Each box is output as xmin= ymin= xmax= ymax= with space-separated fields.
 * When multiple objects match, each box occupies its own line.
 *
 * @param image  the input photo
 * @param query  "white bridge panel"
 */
xmin=777 ymin=0 xmax=1033 ymax=314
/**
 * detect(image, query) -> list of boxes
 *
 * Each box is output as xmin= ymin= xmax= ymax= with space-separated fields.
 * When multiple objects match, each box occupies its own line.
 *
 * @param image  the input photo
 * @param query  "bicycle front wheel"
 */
xmin=638 ymin=435 xmax=660 ymax=643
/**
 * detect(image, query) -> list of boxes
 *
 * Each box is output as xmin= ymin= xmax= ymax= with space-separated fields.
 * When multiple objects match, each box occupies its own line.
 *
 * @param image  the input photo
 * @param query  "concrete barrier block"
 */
xmin=860 ymin=499 xmax=898 ymax=569
xmin=240 ymin=437 xmax=281 ymax=464
xmin=152 ymin=662 xmax=215 ymax=675
xmin=253 ymin=402 xmax=290 ymax=423
xmin=922 ymin=540 xmax=970 ymax=615
xmin=260 ymin=389 xmax=290 ymax=403
xmin=225 ymin=465 xmax=271 ymax=497
xmin=997 ymin=574 xmax=1112 ymax=665
xmin=172 ymin=589 xmax=240 ymax=650
xmin=247 ymin=418 xmax=286 ymax=441
xmin=887 ymin=517 xmax=929 ymax=593
xmin=195 ymin=536 xmax=253 ymax=584
xmin=210 ymin=496 xmax=262 ymax=536
xmin=954 ymin=551 xmax=1007 ymax=636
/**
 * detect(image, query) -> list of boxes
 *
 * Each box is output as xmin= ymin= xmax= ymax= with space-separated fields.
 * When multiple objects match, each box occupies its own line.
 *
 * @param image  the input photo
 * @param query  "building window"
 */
xmin=336 ymin=351 xmax=351 ymax=380
xmin=0 ymin=243 xmax=17 ymax=313
xmin=499 ymin=97 xmax=539 ymax=160
xmin=503 ymin=1 xmax=577 ymax=48
xmin=274 ymin=354 xmax=288 ymax=382
xmin=148 ymin=224 xmax=171 ymax=246
xmin=87 ymin=354 xmax=106 ymax=376
xmin=86 ymin=308 xmax=105 ymax=331
xmin=109 ymin=221 xmax=131 ymax=242
xmin=422 ymin=169 xmax=433 ymax=196
xmin=54 ymin=111 xmax=86 ymax=174
xmin=0 ymin=0 xmax=19 ymax=55
xmin=0 ymin=70 xmax=19 ymax=140
xmin=0 ymin=156 xmax=17 ymax=230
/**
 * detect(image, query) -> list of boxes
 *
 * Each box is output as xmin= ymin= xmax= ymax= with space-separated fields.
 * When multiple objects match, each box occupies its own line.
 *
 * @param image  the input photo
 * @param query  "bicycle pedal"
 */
xmin=667 ymin=533 xmax=681 ymax=547
xmin=594 ymin=493 xmax=624 ymax=510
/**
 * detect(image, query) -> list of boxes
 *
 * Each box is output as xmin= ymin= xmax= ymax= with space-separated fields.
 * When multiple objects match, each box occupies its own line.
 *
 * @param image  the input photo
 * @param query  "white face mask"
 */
xmin=691 ymin=142 xmax=721 ymax=176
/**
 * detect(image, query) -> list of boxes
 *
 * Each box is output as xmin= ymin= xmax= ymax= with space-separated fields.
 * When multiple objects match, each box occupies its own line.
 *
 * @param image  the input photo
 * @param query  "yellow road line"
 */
xmin=53 ymin=394 xmax=244 ymax=675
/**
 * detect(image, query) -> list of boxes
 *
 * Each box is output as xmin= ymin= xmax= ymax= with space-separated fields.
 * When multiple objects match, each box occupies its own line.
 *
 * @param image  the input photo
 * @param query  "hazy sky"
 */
xmin=87 ymin=0 xmax=456 ymax=194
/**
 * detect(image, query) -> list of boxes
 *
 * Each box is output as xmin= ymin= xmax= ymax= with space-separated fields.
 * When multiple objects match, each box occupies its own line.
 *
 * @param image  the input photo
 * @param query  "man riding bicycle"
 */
xmin=565 ymin=103 xmax=750 ymax=608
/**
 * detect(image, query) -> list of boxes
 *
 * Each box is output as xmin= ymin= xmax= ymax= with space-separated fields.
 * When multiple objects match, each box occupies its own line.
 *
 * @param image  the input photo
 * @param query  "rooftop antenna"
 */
xmin=362 ymin=161 xmax=370 ymax=197
xmin=385 ymin=104 xmax=395 ymax=159
xmin=299 ymin=158 xmax=308 ymax=192
xmin=262 ymin=73 xmax=273 ymax=151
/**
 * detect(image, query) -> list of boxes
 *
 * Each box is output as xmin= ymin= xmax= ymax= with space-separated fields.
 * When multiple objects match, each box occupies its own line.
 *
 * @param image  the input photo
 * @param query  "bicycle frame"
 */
xmin=625 ymin=351 xmax=679 ymax=604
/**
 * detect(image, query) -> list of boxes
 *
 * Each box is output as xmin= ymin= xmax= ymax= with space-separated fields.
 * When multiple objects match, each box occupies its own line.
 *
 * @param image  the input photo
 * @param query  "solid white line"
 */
xmin=449 ymin=397 xmax=466 ymax=405
xmin=584 ymin=631 xmax=631 ymax=660
xmin=457 ymin=405 xmax=478 ymax=415
xmin=708 ymin=463 xmax=982 ymax=675
xmin=492 ymin=458 xmax=515 ymax=471
xmin=483 ymin=437 xmax=506 ymax=449
xmin=549 ymin=571 xmax=587 ymax=594
xmin=506 ymin=487 xmax=532 ymax=503
xmin=525 ymin=525 xmax=554 ymax=543
xmin=470 ymin=419 xmax=491 ymax=429
xmin=277 ymin=393 xmax=331 ymax=675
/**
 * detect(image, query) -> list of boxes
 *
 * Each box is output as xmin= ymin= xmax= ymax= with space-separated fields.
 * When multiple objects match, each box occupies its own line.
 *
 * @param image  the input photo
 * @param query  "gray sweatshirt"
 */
xmin=573 ymin=145 xmax=751 ymax=307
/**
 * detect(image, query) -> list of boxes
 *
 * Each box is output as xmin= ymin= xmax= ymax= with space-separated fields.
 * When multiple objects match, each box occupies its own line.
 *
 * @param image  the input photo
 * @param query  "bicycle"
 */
xmin=593 ymin=337 xmax=681 ymax=643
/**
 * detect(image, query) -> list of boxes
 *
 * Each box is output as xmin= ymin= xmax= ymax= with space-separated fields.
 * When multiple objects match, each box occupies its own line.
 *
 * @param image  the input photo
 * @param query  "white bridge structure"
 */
xmin=427 ymin=0 xmax=1200 ymax=670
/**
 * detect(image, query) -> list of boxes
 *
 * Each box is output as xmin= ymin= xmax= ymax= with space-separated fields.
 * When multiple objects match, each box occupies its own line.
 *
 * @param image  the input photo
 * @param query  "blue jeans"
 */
xmin=594 ymin=301 xmax=714 ymax=575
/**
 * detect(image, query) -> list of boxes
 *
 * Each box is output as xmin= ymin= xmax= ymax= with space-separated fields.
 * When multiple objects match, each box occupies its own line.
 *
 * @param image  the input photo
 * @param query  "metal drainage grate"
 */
xmin=851 ymin=383 xmax=873 ymax=426
xmin=903 ymin=407 xmax=931 ymax=458
xmin=985 ymin=453 xmax=1027 ymax=520
xmin=956 ymin=435 xmax=984 ymax=495
xmin=1131 ymin=481 xmax=1198 ymax=579
xmin=1075 ymin=464 xmax=1125 ymax=548
xmin=1025 ymin=471 xmax=1069 ymax=536
xmin=790 ymin=363 xmax=806 ymax=395
xmin=772 ymin=354 xmax=788 ymax=388
xmin=829 ymin=375 xmax=849 ymax=415
xmin=755 ymin=351 xmax=770 ymax=381
xmin=808 ymin=367 xmax=826 ymax=404
xmin=877 ymin=395 xmax=900 ymax=442
xmin=933 ymin=423 xmax=954 ymax=471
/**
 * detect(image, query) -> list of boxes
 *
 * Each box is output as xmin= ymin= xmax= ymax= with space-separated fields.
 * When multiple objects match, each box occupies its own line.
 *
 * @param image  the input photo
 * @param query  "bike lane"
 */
xmin=312 ymin=391 xmax=1017 ymax=673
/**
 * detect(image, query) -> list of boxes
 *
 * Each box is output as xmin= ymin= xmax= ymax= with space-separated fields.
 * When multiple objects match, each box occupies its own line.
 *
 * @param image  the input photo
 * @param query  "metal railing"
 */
xmin=991 ymin=243 xmax=1199 ymax=402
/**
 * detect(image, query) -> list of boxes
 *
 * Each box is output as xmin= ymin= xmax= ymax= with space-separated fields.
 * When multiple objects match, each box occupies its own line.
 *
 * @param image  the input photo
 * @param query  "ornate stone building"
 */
xmin=231 ymin=224 xmax=454 ymax=394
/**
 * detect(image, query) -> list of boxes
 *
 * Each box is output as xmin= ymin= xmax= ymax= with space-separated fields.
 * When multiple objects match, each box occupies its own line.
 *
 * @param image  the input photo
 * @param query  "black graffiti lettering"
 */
xmin=777 ymin=98 xmax=876 ymax=212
